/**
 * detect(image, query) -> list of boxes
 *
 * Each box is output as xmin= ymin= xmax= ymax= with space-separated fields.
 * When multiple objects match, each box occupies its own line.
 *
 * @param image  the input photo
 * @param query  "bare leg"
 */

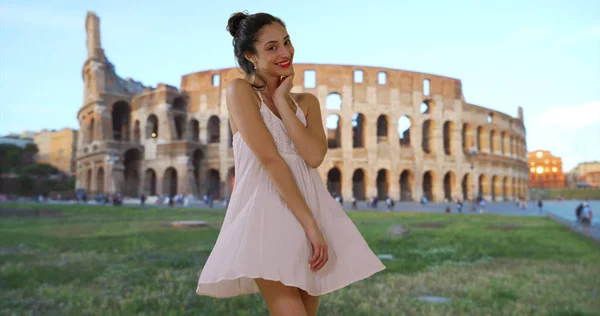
xmin=298 ymin=288 xmax=320 ymax=316
xmin=254 ymin=278 xmax=308 ymax=316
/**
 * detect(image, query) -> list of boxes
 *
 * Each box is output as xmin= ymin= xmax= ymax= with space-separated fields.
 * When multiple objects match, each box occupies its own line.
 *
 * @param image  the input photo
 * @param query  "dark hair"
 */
xmin=227 ymin=11 xmax=286 ymax=89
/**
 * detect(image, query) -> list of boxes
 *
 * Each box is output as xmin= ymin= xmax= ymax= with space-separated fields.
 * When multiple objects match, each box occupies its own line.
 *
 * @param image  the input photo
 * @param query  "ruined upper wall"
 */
xmin=180 ymin=63 xmax=521 ymax=125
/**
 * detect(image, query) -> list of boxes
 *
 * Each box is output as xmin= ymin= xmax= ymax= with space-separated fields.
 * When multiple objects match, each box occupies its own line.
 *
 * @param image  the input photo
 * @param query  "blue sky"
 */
xmin=0 ymin=0 xmax=598 ymax=170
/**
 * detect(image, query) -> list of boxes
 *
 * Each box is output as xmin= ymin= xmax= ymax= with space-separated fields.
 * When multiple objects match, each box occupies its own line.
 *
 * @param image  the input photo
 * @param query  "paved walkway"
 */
xmin=6 ymin=198 xmax=599 ymax=241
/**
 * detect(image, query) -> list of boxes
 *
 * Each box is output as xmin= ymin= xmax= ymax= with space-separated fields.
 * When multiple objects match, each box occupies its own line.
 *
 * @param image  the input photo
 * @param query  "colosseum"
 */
xmin=76 ymin=12 xmax=530 ymax=203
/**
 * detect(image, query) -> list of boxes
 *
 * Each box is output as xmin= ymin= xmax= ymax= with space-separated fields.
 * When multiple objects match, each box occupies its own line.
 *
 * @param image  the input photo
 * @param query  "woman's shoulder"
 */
xmin=227 ymin=79 xmax=260 ymax=108
xmin=291 ymin=92 xmax=319 ymax=113
xmin=227 ymin=78 xmax=254 ymax=94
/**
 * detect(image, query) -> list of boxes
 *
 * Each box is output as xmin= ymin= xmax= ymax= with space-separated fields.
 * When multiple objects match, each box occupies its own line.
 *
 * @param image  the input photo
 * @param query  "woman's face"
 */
xmin=250 ymin=23 xmax=294 ymax=79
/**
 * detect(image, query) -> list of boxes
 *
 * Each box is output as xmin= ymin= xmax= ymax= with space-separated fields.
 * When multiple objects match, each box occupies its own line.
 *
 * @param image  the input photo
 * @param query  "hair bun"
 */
xmin=227 ymin=12 xmax=248 ymax=37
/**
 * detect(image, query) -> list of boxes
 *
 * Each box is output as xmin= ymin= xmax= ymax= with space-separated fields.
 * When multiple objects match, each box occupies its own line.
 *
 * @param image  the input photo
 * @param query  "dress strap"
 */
xmin=252 ymin=88 xmax=264 ymax=111
xmin=288 ymin=93 xmax=300 ymax=115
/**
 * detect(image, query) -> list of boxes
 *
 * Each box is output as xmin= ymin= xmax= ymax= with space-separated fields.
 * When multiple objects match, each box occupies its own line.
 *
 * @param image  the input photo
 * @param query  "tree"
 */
xmin=17 ymin=174 xmax=35 ymax=196
xmin=0 ymin=144 xmax=23 ymax=173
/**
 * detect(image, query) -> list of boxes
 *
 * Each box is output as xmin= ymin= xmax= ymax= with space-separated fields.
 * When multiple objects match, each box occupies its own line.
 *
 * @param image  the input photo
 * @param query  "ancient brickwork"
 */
xmin=75 ymin=12 xmax=529 ymax=201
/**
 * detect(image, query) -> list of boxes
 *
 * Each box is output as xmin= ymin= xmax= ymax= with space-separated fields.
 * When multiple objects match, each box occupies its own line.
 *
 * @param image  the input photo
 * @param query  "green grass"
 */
xmin=1 ymin=203 xmax=599 ymax=315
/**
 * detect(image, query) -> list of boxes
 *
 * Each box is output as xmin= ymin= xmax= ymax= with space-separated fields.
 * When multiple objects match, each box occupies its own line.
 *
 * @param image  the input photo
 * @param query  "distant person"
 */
xmin=537 ymin=199 xmax=543 ymax=212
xmin=351 ymin=197 xmax=357 ymax=210
xmin=580 ymin=203 xmax=592 ymax=226
xmin=575 ymin=202 xmax=584 ymax=222
xmin=478 ymin=198 xmax=486 ymax=213
xmin=456 ymin=200 xmax=463 ymax=213
xmin=385 ymin=197 xmax=394 ymax=212
xmin=334 ymin=195 xmax=342 ymax=206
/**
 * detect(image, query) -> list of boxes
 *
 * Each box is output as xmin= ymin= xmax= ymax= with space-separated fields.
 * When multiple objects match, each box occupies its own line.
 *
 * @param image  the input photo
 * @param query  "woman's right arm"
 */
xmin=226 ymin=78 xmax=317 ymax=231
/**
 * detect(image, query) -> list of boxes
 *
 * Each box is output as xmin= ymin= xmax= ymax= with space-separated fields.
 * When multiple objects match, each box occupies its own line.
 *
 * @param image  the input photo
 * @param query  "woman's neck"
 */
xmin=255 ymin=73 xmax=282 ymax=100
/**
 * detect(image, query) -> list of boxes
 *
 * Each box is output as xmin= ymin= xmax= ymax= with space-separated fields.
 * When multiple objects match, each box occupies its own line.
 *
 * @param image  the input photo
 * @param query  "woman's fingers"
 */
xmin=311 ymin=244 xmax=328 ymax=271
xmin=311 ymin=247 xmax=323 ymax=271
xmin=309 ymin=245 xmax=318 ymax=265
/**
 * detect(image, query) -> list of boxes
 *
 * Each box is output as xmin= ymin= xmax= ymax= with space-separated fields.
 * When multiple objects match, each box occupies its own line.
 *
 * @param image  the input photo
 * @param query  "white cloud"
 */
xmin=539 ymin=101 xmax=600 ymax=129
xmin=0 ymin=5 xmax=81 ymax=29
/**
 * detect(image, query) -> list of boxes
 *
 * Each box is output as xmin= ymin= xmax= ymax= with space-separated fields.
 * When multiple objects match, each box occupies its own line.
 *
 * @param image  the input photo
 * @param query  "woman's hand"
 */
xmin=304 ymin=221 xmax=328 ymax=272
xmin=273 ymin=71 xmax=295 ymax=101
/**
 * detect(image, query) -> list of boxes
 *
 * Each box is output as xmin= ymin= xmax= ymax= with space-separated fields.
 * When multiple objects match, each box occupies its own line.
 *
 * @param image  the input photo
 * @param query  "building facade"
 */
xmin=75 ymin=12 xmax=529 ymax=202
xmin=528 ymin=150 xmax=565 ymax=189
xmin=572 ymin=161 xmax=600 ymax=186
xmin=34 ymin=128 xmax=79 ymax=176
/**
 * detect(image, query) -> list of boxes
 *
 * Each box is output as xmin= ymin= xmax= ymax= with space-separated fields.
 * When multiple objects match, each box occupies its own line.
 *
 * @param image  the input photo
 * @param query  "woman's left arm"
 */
xmin=274 ymin=93 xmax=327 ymax=168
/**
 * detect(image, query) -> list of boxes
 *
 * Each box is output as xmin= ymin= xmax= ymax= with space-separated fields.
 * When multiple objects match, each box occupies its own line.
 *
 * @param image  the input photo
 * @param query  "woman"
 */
xmin=196 ymin=11 xmax=386 ymax=315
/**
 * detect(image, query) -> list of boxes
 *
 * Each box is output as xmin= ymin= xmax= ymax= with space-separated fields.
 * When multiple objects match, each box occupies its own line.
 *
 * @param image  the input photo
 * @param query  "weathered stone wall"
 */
xmin=75 ymin=12 xmax=529 ymax=202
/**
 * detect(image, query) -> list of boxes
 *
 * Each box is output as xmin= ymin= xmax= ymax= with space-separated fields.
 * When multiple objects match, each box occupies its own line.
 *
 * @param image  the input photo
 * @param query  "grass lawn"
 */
xmin=1 ymin=203 xmax=599 ymax=315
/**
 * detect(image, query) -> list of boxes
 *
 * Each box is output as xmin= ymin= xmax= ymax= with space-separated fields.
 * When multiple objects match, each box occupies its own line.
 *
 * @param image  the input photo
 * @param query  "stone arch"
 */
xmin=173 ymin=115 xmax=185 ymax=140
xmin=207 ymin=169 xmax=221 ymax=199
xmin=326 ymin=93 xmax=342 ymax=110
xmin=399 ymin=169 xmax=413 ymax=201
xmin=443 ymin=121 xmax=454 ymax=155
xmin=376 ymin=169 xmax=389 ymax=200
xmin=478 ymin=174 xmax=488 ymax=198
xmin=86 ymin=169 xmax=92 ymax=193
xmin=146 ymin=115 xmax=158 ymax=139
xmin=510 ymin=136 xmax=514 ymax=156
xmin=144 ymin=168 xmax=157 ymax=195
xmin=133 ymin=120 xmax=141 ymax=142
xmin=420 ymin=100 xmax=435 ymax=114
xmin=327 ymin=167 xmax=342 ymax=197
xmin=96 ymin=167 xmax=104 ymax=194
xmin=189 ymin=119 xmax=200 ymax=142
xmin=398 ymin=115 xmax=412 ymax=147
xmin=462 ymin=123 xmax=473 ymax=153
xmin=87 ymin=118 xmax=95 ymax=143
xmin=423 ymin=171 xmax=434 ymax=201
xmin=207 ymin=116 xmax=220 ymax=144
xmin=124 ymin=148 xmax=143 ymax=197
xmin=163 ymin=167 xmax=178 ymax=198
xmin=192 ymin=149 xmax=205 ymax=196
xmin=503 ymin=176 xmax=509 ymax=201
xmin=512 ymin=178 xmax=517 ymax=199
xmin=422 ymin=119 xmax=435 ymax=153
xmin=172 ymin=97 xmax=186 ymax=111
xmin=500 ymin=132 xmax=506 ymax=154
xmin=352 ymin=169 xmax=366 ymax=200
xmin=443 ymin=171 xmax=455 ymax=201
xmin=489 ymin=130 xmax=497 ymax=153
xmin=477 ymin=126 xmax=488 ymax=151
xmin=491 ymin=175 xmax=500 ymax=201
xmin=326 ymin=114 xmax=342 ymax=148
xmin=376 ymin=115 xmax=389 ymax=143
xmin=352 ymin=113 xmax=366 ymax=148
xmin=112 ymin=101 xmax=131 ymax=141
xmin=461 ymin=173 xmax=472 ymax=201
